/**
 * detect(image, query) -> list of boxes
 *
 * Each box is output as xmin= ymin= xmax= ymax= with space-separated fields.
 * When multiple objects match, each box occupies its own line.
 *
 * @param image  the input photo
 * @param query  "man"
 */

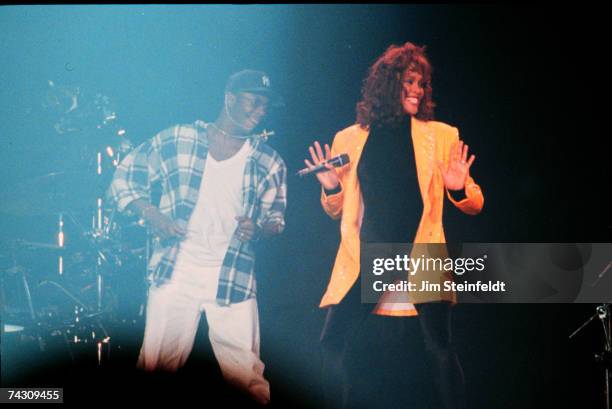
xmin=108 ymin=70 xmax=287 ymax=405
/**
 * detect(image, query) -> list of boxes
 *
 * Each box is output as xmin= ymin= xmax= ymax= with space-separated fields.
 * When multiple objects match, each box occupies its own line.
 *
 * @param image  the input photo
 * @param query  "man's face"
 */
xmin=400 ymin=69 xmax=425 ymax=116
xmin=227 ymin=92 xmax=270 ymax=132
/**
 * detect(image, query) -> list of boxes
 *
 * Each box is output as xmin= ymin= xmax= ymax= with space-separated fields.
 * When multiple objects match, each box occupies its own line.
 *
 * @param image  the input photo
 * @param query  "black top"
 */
xmin=358 ymin=117 xmax=422 ymax=243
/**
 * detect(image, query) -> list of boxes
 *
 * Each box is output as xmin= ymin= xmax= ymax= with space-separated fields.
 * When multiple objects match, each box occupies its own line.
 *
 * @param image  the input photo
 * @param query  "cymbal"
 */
xmin=0 ymin=171 xmax=109 ymax=216
xmin=3 ymin=324 xmax=25 ymax=333
xmin=0 ymin=265 xmax=27 ymax=275
xmin=12 ymin=239 xmax=64 ymax=250
xmin=0 ymin=239 xmax=67 ymax=260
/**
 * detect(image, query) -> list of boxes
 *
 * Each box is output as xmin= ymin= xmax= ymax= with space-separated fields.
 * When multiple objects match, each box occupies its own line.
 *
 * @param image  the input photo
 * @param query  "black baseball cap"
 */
xmin=225 ymin=69 xmax=284 ymax=107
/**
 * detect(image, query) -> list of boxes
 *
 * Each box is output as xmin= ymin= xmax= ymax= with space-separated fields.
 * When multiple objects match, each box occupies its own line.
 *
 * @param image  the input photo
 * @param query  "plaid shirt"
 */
xmin=108 ymin=120 xmax=287 ymax=305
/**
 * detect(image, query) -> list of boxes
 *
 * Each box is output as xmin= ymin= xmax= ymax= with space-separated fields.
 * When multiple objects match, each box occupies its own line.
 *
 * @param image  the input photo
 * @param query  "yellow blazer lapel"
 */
xmin=350 ymin=125 xmax=368 ymax=167
xmin=411 ymin=118 xmax=436 ymax=211
xmin=347 ymin=126 xmax=368 ymax=232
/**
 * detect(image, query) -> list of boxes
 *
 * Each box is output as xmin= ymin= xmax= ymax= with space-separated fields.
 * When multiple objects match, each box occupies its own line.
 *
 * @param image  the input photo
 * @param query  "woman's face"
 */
xmin=400 ymin=69 xmax=425 ymax=116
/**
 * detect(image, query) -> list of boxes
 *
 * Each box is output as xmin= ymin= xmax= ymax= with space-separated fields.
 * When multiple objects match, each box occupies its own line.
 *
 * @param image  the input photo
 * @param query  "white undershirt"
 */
xmin=172 ymin=140 xmax=253 ymax=294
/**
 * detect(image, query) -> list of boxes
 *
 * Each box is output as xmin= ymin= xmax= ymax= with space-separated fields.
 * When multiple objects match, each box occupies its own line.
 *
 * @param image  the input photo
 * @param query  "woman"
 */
xmin=304 ymin=42 xmax=484 ymax=409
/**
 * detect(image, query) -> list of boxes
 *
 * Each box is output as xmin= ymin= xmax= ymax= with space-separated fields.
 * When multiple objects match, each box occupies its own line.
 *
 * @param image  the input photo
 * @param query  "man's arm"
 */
xmin=108 ymin=133 xmax=185 ymax=239
xmin=258 ymin=155 xmax=288 ymax=239
xmin=108 ymin=138 xmax=159 ymax=212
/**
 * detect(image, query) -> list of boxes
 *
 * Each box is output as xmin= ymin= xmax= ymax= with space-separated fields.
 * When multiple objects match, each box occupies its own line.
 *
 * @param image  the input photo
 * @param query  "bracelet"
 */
xmin=324 ymin=184 xmax=342 ymax=196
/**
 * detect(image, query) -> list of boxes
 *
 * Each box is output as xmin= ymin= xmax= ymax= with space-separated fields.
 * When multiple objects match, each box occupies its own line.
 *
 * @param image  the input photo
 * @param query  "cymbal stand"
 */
xmin=7 ymin=242 xmax=46 ymax=352
xmin=66 ymin=210 xmax=110 ymax=314
xmin=57 ymin=211 xmax=113 ymax=365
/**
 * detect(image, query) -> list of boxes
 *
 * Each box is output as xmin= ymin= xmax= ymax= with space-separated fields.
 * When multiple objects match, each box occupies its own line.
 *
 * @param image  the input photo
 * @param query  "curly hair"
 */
xmin=356 ymin=42 xmax=435 ymax=128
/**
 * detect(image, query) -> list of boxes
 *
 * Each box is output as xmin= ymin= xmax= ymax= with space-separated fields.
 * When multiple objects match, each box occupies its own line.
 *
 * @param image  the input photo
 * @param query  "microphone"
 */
xmin=297 ymin=154 xmax=350 ymax=177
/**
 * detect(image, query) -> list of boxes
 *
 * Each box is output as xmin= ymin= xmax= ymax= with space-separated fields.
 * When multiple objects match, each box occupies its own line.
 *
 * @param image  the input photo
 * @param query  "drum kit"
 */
xmin=0 ymin=82 xmax=148 ymax=372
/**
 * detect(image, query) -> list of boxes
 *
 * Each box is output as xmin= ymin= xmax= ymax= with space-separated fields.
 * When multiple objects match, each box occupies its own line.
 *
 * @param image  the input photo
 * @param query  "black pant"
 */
xmin=320 ymin=282 xmax=466 ymax=409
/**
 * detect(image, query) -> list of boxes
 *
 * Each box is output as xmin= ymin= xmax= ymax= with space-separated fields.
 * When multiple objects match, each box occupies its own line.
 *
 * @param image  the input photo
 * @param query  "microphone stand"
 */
xmin=569 ymin=302 xmax=611 ymax=409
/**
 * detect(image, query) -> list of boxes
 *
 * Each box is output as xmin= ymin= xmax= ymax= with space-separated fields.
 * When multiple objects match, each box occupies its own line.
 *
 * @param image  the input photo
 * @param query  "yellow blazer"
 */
xmin=319 ymin=118 xmax=484 ymax=316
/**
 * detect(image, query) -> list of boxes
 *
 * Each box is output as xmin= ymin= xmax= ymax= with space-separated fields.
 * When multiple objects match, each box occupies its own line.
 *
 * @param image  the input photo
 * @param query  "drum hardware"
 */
xmin=1 ymin=92 xmax=142 ymax=368
xmin=65 ymin=209 xmax=121 ymax=314
xmin=38 ymin=277 xmax=112 ymax=366
xmin=1 ymin=242 xmax=47 ymax=352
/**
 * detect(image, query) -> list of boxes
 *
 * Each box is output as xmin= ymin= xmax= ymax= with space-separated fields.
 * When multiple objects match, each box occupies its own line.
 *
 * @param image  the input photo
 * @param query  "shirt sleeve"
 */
xmin=258 ymin=154 xmax=287 ymax=232
xmin=107 ymin=134 xmax=163 ymax=212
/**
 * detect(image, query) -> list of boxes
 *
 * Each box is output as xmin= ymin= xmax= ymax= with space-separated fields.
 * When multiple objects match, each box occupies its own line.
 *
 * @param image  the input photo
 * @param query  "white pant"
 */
xmin=137 ymin=268 xmax=270 ymax=404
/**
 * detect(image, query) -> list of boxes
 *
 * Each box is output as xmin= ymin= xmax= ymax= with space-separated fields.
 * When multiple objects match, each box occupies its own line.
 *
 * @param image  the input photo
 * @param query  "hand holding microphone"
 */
xmin=302 ymin=141 xmax=343 ymax=190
